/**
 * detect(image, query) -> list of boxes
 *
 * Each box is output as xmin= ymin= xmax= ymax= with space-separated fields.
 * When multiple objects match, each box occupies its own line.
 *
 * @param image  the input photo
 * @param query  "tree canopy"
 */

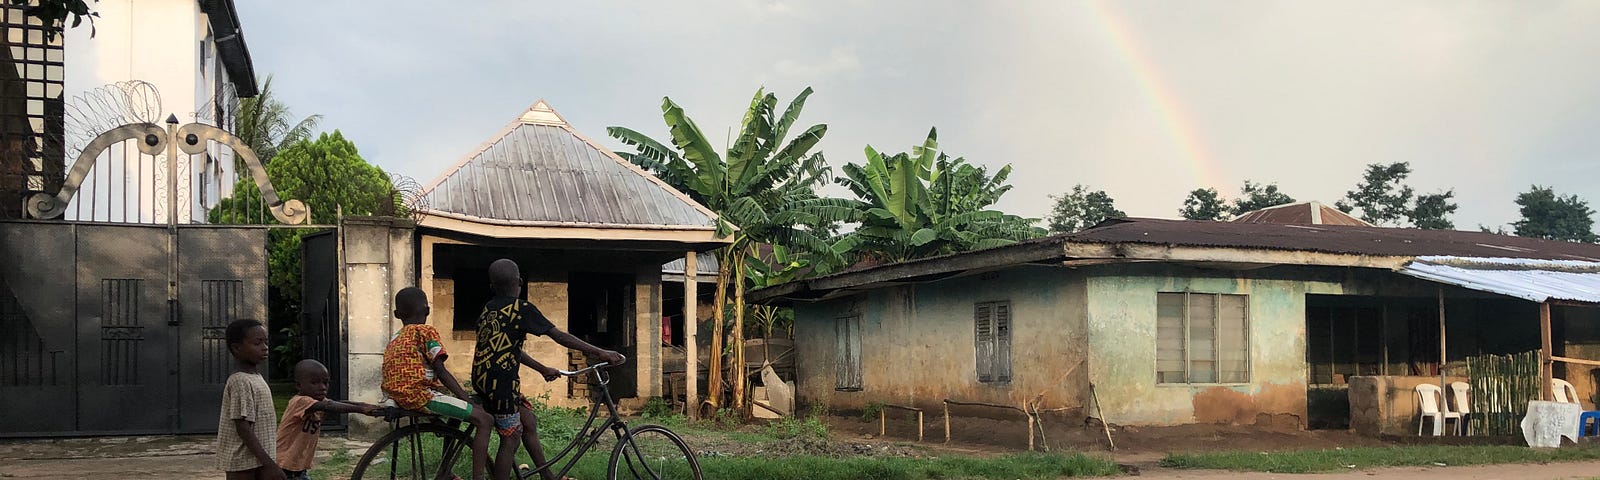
xmin=1513 ymin=185 xmax=1596 ymax=243
xmin=1229 ymin=181 xmax=1296 ymax=216
xmin=1180 ymin=187 xmax=1229 ymax=221
xmin=1047 ymin=184 xmax=1124 ymax=234
xmin=1335 ymin=162 xmax=1457 ymax=229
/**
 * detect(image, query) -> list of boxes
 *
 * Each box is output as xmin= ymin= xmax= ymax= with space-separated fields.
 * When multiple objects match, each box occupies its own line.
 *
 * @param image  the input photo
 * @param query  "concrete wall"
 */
xmin=340 ymin=217 xmax=416 ymax=437
xmin=792 ymin=266 xmax=1089 ymax=415
xmin=1083 ymin=264 xmax=1345 ymax=427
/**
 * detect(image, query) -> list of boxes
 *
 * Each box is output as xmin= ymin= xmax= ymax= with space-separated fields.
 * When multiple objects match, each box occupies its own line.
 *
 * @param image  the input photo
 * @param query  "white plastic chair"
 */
xmin=1416 ymin=383 xmax=1462 ymax=436
xmin=1449 ymin=382 xmax=1471 ymax=435
xmin=1553 ymin=378 xmax=1580 ymax=404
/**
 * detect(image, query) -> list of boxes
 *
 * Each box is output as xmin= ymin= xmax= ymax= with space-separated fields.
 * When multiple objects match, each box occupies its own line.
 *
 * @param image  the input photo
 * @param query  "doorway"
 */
xmin=568 ymin=272 xmax=637 ymax=399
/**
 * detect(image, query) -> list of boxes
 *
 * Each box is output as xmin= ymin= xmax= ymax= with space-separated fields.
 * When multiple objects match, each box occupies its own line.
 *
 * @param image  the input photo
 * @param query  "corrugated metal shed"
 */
xmin=662 ymin=252 xmax=719 ymax=276
xmin=1398 ymin=256 xmax=1600 ymax=305
xmin=419 ymin=101 xmax=718 ymax=229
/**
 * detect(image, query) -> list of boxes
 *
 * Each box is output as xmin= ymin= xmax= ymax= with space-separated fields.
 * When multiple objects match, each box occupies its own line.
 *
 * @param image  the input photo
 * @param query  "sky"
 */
xmin=234 ymin=0 xmax=1600 ymax=231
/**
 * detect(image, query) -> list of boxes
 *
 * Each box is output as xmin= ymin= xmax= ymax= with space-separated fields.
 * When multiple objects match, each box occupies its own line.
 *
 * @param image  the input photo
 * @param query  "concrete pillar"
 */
xmin=684 ymin=252 xmax=698 ymax=419
xmin=338 ymin=216 xmax=415 ymax=438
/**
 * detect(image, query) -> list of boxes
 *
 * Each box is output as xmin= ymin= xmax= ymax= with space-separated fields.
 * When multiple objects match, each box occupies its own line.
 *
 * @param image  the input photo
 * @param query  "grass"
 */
xmin=1161 ymin=445 xmax=1600 ymax=473
xmin=270 ymin=381 xmax=295 ymax=417
xmin=311 ymin=448 xmax=356 ymax=479
xmin=692 ymin=453 xmax=1120 ymax=480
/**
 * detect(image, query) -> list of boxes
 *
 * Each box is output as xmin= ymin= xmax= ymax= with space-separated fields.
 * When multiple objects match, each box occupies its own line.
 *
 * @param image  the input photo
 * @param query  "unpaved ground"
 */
xmin=0 ymin=434 xmax=370 ymax=479
xmin=1136 ymin=460 xmax=1600 ymax=479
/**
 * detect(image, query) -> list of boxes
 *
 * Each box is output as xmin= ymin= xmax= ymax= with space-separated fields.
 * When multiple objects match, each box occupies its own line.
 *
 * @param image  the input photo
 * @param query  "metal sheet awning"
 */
xmin=1398 ymin=256 xmax=1600 ymax=305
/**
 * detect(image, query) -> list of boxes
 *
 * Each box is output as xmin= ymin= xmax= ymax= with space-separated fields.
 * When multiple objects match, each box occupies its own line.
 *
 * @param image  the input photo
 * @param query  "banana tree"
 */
xmin=834 ymin=128 xmax=1044 ymax=263
xmin=608 ymin=87 xmax=851 ymax=414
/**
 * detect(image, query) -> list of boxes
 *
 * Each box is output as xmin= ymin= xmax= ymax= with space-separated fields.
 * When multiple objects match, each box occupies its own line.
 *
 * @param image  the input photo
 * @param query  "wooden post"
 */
xmin=1438 ymin=287 xmax=1447 ymax=393
xmin=1381 ymin=300 xmax=1390 ymax=376
xmin=918 ymin=410 xmax=924 ymax=442
xmin=1542 ymin=301 xmax=1554 ymax=401
xmin=684 ymin=252 xmax=699 ymax=419
xmin=943 ymin=401 xmax=950 ymax=443
xmin=1027 ymin=413 xmax=1036 ymax=451
xmin=879 ymin=408 xmax=886 ymax=437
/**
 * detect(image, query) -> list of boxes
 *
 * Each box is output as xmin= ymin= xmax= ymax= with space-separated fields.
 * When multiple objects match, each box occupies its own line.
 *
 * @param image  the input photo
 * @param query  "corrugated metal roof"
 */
xmin=419 ymin=101 xmax=718 ymax=229
xmin=662 ymin=252 xmax=719 ymax=275
xmin=1232 ymin=201 xmax=1373 ymax=227
xmin=1073 ymin=218 xmax=1600 ymax=261
xmin=1398 ymin=256 xmax=1600 ymax=304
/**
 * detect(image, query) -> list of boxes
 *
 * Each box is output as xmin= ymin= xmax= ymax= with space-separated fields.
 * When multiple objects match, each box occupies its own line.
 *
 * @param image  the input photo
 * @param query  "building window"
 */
xmin=974 ymin=301 xmax=1012 ymax=383
xmin=1 ymin=4 xmax=67 ymax=220
xmin=1157 ymin=292 xmax=1249 ymax=384
xmin=834 ymin=314 xmax=861 ymax=391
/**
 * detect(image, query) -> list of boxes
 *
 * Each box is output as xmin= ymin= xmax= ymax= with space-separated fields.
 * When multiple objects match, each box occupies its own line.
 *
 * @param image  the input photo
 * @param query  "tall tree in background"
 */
xmin=1228 ymin=180 xmax=1296 ymax=216
xmin=235 ymin=76 xmax=322 ymax=163
xmin=1410 ymin=191 xmax=1458 ymax=230
xmin=1333 ymin=162 xmax=1459 ymax=229
xmin=1336 ymin=162 xmax=1414 ymax=225
xmin=832 ymin=128 xmax=1042 ymax=262
xmin=609 ymin=87 xmax=849 ymax=412
xmin=1047 ymin=184 xmax=1124 ymax=233
xmin=1513 ymin=185 xmax=1596 ymax=243
xmin=211 ymin=131 xmax=393 ymax=372
xmin=1180 ymin=187 xmax=1229 ymax=221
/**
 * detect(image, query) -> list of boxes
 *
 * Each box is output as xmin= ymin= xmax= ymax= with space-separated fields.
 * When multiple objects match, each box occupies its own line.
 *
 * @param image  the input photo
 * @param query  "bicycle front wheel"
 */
xmin=351 ymin=422 xmax=475 ymax=480
xmin=607 ymin=424 xmax=702 ymax=480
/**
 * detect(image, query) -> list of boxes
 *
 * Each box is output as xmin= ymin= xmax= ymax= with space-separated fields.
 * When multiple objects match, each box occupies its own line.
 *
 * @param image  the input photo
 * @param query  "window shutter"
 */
xmin=1218 ymin=295 xmax=1249 ymax=383
xmin=846 ymin=316 xmax=862 ymax=389
xmin=835 ymin=317 xmax=850 ymax=390
xmin=974 ymin=303 xmax=993 ymax=383
xmin=1156 ymin=293 xmax=1187 ymax=383
xmin=994 ymin=302 xmax=1012 ymax=383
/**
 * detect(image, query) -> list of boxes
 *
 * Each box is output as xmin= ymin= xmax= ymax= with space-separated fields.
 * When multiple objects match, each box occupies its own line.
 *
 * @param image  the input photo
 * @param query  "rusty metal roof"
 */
xmin=1075 ymin=218 xmax=1600 ymax=261
xmin=419 ymin=101 xmax=718 ymax=229
xmin=1232 ymin=201 xmax=1373 ymax=227
xmin=662 ymin=252 xmax=719 ymax=276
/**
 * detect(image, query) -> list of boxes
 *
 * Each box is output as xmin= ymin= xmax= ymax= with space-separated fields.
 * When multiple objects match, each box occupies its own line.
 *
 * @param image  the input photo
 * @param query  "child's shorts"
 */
xmin=420 ymin=393 xmax=473 ymax=420
xmin=284 ymin=470 xmax=310 ymax=480
xmin=480 ymin=394 xmax=535 ymax=437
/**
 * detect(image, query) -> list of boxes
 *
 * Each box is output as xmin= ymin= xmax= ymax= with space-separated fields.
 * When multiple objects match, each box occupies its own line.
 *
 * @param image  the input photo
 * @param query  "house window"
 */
xmin=834 ymin=315 xmax=861 ymax=391
xmin=1157 ymin=292 xmax=1249 ymax=384
xmin=974 ymin=301 xmax=1012 ymax=383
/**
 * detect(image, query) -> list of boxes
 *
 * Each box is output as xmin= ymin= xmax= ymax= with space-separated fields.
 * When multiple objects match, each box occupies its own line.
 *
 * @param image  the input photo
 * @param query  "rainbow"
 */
xmin=1087 ymin=0 xmax=1226 ymax=190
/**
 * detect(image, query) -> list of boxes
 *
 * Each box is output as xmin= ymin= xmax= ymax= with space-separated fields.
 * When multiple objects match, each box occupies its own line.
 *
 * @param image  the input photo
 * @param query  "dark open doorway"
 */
xmin=569 ymin=272 xmax=637 ymax=400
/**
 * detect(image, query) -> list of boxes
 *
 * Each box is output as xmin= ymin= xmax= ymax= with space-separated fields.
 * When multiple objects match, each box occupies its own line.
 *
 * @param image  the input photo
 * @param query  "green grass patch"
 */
xmin=1162 ymin=445 xmax=1600 ymax=473
xmin=269 ymin=381 xmax=295 ymax=417
xmin=310 ymin=448 xmax=355 ymax=479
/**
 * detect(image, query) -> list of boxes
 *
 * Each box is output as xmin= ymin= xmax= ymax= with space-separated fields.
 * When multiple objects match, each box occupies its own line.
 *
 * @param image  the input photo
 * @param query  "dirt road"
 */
xmin=1136 ymin=460 xmax=1600 ymax=479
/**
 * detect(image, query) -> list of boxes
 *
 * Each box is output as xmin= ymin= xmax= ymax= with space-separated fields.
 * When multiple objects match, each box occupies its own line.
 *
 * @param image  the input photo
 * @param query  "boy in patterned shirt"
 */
xmin=381 ymin=287 xmax=496 ymax=480
xmin=473 ymin=259 xmax=623 ymax=480
xmin=216 ymin=319 xmax=284 ymax=480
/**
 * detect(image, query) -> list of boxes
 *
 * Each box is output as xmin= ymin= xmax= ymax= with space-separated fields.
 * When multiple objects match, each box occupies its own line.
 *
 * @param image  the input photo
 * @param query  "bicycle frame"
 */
xmin=516 ymin=367 xmax=631 ymax=479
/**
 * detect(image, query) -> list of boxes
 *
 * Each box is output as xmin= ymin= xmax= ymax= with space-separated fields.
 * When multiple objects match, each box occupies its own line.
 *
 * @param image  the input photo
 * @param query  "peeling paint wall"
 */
xmin=793 ymin=266 xmax=1089 ymax=414
xmin=1083 ymin=264 xmax=1345 ymax=427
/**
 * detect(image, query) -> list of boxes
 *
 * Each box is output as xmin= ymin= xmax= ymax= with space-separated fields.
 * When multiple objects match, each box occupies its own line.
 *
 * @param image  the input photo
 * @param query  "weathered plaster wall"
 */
xmin=793 ymin=266 xmax=1089 ymax=415
xmin=1083 ymin=264 xmax=1344 ymax=427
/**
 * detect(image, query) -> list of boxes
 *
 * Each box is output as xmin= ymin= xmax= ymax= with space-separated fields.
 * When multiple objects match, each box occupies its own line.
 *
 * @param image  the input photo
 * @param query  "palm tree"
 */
xmin=834 ymin=128 xmax=1043 ymax=262
xmin=233 ymin=75 xmax=321 ymax=163
xmin=609 ymin=87 xmax=850 ymax=414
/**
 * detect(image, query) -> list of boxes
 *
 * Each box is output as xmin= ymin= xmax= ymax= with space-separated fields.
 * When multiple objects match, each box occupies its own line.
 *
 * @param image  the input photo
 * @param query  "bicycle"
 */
xmin=350 ymin=360 xmax=702 ymax=480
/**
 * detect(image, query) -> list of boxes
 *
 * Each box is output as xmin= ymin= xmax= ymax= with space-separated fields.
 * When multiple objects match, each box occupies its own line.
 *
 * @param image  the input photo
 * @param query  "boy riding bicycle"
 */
xmin=473 ymin=258 xmax=623 ymax=480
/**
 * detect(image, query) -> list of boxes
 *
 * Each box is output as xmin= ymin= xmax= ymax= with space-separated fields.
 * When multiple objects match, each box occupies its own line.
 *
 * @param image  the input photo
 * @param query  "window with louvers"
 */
xmin=1157 ymin=292 xmax=1248 ymax=384
xmin=834 ymin=315 xmax=861 ymax=391
xmin=974 ymin=301 xmax=1012 ymax=384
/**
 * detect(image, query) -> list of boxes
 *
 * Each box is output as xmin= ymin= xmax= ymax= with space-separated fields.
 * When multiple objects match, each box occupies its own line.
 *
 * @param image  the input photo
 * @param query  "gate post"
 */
xmin=338 ymin=215 xmax=416 ymax=438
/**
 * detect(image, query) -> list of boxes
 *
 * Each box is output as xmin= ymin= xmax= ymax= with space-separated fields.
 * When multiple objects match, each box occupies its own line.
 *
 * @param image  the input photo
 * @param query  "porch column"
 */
xmin=1438 ymin=288 xmax=1447 ymax=392
xmin=1542 ymin=301 xmax=1554 ymax=401
xmin=684 ymin=252 xmax=699 ymax=419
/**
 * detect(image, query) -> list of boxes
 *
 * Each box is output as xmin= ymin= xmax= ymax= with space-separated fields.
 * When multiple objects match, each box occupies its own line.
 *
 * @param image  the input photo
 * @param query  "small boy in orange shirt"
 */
xmin=275 ymin=359 xmax=379 ymax=480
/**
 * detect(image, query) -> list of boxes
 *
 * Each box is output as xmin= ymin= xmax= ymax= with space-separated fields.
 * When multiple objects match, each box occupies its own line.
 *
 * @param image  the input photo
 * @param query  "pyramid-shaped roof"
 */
xmin=419 ymin=101 xmax=719 ymax=232
xmin=1231 ymin=201 xmax=1373 ymax=227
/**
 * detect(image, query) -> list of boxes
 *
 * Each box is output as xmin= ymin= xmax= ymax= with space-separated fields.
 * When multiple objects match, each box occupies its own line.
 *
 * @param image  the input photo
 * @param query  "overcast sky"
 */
xmin=235 ymin=1 xmax=1600 ymax=230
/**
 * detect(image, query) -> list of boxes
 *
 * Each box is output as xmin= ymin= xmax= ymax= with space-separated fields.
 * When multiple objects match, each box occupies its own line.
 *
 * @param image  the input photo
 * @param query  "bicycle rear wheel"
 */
xmin=607 ymin=424 xmax=702 ymax=480
xmin=351 ymin=422 xmax=476 ymax=480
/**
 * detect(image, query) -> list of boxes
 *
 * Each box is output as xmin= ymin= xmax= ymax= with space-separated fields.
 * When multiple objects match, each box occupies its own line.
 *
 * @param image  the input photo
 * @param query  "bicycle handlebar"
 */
xmin=556 ymin=355 xmax=625 ymax=377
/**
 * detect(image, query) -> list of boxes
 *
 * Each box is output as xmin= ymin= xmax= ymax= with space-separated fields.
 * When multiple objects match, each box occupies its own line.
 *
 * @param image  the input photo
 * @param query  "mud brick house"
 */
xmin=751 ymin=217 xmax=1600 ymax=430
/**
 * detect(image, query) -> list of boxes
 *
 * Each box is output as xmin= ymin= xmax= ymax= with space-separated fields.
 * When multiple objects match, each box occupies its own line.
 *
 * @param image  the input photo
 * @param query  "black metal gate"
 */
xmin=0 ymin=120 xmax=305 ymax=436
